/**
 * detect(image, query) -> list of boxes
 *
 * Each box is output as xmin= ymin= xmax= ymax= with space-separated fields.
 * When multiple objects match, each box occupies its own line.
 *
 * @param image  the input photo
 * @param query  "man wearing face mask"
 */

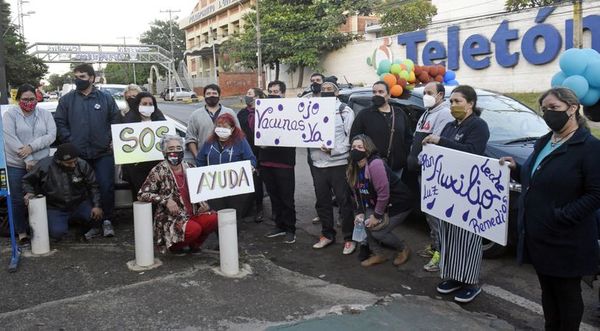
xmin=54 ymin=63 xmax=120 ymax=239
xmin=186 ymin=84 xmax=239 ymax=159
xmin=304 ymin=73 xmax=324 ymax=98
xmin=22 ymin=143 xmax=103 ymax=241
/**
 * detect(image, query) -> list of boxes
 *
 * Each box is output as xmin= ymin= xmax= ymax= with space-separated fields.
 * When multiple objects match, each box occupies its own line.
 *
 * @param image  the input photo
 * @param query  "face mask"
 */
xmin=75 ymin=78 xmax=91 ymax=91
xmin=372 ymin=95 xmax=386 ymax=107
xmin=321 ymin=91 xmax=336 ymax=98
xmin=543 ymin=109 xmax=572 ymax=132
xmin=244 ymin=96 xmax=255 ymax=106
xmin=267 ymin=95 xmax=281 ymax=99
xmin=126 ymin=98 xmax=136 ymax=109
xmin=310 ymin=82 xmax=322 ymax=94
xmin=350 ymin=149 xmax=367 ymax=162
xmin=205 ymin=96 xmax=220 ymax=107
xmin=215 ymin=127 xmax=232 ymax=140
xmin=165 ymin=151 xmax=184 ymax=166
xmin=423 ymin=94 xmax=437 ymax=109
xmin=139 ymin=105 xmax=155 ymax=117
xmin=19 ymin=100 xmax=37 ymax=112
xmin=450 ymin=105 xmax=467 ymax=120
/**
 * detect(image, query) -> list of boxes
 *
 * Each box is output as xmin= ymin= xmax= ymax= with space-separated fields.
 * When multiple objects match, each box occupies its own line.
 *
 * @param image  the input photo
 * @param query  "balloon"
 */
xmin=382 ymin=73 xmax=397 ymax=89
xmin=390 ymin=84 xmax=403 ymax=97
xmin=583 ymin=59 xmax=600 ymax=87
xmin=390 ymin=63 xmax=402 ymax=75
xmin=562 ymin=75 xmax=589 ymax=99
xmin=550 ymin=71 xmax=568 ymax=87
xmin=400 ymin=64 xmax=407 ymax=71
xmin=444 ymin=70 xmax=456 ymax=82
xmin=377 ymin=59 xmax=392 ymax=75
xmin=399 ymin=70 xmax=410 ymax=80
xmin=429 ymin=66 xmax=438 ymax=77
xmin=434 ymin=75 xmax=444 ymax=83
xmin=437 ymin=65 xmax=446 ymax=76
xmin=408 ymin=71 xmax=416 ymax=83
xmin=446 ymin=79 xmax=459 ymax=86
xmin=581 ymin=48 xmax=600 ymax=60
xmin=414 ymin=66 xmax=422 ymax=76
xmin=393 ymin=58 xmax=403 ymax=64
xmin=418 ymin=72 xmax=430 ymax=83
xmin=393 ymin=73 xmax=401 ymax=83
xmin=397 ymin=78 xmax=408 ymax=87
xmin=406 ymin=84 xmax=415 ymax=91
xmin=559 ymin=48 xmax=590 ymax=76
xmin=583 ymin=101 xmax=600 ymax=122
xmin=581 ymin=88 xmax=600 ymax=106
xmin=402 ymin=59 xmax=414 ymax=72
xmin=380 ymin=73 xmax=388 ymax=80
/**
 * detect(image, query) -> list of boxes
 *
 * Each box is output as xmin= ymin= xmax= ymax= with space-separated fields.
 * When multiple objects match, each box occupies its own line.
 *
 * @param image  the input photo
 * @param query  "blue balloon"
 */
xmin=581 ymin=88 xmax=600 ymax=107
xmin=446 ymin=79 xmax=459 ymax=86
xmin=444 ymin=70 xmax=456 ymax=82
xmin=562 ymin=75 xmax=589 ymax=99
xmin=377 ymin=59 xmax=392 ymax=75
xmin=584 ymin=59 xmax=600 ymax=88
xmin=581 ymin=48 xmax=600 ymax=59
xmin=559 ymin=48 xmax=590 ymax=76
xmin=393 ymin=58 xmax=403 ymax=64
xmin=550 ymin=71 xmax=567 ymax=87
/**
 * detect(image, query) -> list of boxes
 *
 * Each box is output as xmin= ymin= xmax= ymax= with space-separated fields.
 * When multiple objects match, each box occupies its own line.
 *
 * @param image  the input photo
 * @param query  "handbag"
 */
xmin=370 ymin=213 xmax=390 ymax=232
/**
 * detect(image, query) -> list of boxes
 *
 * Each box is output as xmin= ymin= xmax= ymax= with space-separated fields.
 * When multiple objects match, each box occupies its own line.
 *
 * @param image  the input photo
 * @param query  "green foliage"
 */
xmin=378 ymin=0 xmax=437 ymax=36
xmin=46 ymin=72 xmax=71 ymax=92
xmin=505 ymin=0 xmax=563 ymax=12
xmin=140 ymin=19 xmax=186 ymax=64
xmin=102 ymin=63 xmax=151 ymax=85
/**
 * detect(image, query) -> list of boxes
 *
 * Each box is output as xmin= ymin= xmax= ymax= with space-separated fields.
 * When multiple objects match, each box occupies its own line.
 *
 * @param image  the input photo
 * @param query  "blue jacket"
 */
xmin=54 ymin=88 xmax=121 ymax=159
xmin=196 ymin=138 xmax=257 ymax=168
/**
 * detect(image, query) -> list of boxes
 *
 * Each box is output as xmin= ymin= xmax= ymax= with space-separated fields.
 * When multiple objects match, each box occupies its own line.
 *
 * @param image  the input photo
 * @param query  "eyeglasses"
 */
xmin=20 ymin=98 xmax=36 ymax=102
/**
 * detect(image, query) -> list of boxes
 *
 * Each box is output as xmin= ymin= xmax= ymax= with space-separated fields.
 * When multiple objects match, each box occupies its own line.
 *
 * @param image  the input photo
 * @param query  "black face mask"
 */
xmin=543 ymin=109 xmax=571 ymax=132
xmin=75 ymin=78 xmax=91 ymax=91
xmin=310 ymin=82 xmax=322 ymax=94
xmin=372 ymin=95 xmax=386 ymax=107
xmin=126 ymin=98 xmax=136 ymax=109
xmin=205 ymin=96 xmax=220 ymax=107
xmin=165 ymin=151 xmax=184 ymax=166
xmin=350 ymin=149 xmax=367 ymax=163
xmin=267 ymin=95 xmax=281 ymax=99
xmin=244 ymin=96 xmax=254 ymax=106
xmin=321 ymin=92 xmax=336 ymax=98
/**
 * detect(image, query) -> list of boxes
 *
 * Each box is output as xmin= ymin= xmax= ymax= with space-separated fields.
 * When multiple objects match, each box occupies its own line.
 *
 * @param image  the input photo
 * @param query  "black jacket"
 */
xmin=439 ymin=114 xmax=489 ymax=156
xmin=22 ymin=157 xmax=101 ymax=211
xmin=121 ymin=108 xmax=166 ymax=123
xmin=237 ymin=107 xmax=260 ymax=158
xmin=350 ymin=104 xmax=413 ymax=171
xmin=513 ymin=127 xmax=600 ymax=277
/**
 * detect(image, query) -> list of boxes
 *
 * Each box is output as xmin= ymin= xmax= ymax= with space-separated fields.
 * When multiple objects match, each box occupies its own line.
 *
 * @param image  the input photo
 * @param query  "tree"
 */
xmin=102 ymin=63 xmax=150 ymax=85
xmin=140 ymin=19 xmax=186 ymax=65
xmin=378 ymin=0 xmax=437 ymax=36
xmin=46 ymin=72 xmax=71 ymax=92
xmin=505 ymin=0 xmax=563 ymax=11
xmin=1 ymin=1 xmax=48 ymax=88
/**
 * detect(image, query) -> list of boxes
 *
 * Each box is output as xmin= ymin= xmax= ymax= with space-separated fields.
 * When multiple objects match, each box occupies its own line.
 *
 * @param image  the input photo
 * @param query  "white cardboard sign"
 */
xmin=254 ymin=97 xmax=336 ymax=148
xmin=111 ymin=122 xmax=176 ymax=165
xmin=186 ymin=160 xmax=255 ymax=202
xmin=420 ymin=144 xmax=510 ymax=245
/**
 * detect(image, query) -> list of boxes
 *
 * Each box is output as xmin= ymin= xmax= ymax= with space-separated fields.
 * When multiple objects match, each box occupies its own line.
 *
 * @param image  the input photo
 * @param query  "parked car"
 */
xmin=163 ymin=87 xmax=197 ymax=101
xmin=340 ymin=85 xmax=549 ymax=258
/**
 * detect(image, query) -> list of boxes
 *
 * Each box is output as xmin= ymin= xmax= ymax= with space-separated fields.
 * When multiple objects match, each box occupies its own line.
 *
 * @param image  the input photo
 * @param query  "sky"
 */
xmin=7 ymin=0 xmax=198 ymax=76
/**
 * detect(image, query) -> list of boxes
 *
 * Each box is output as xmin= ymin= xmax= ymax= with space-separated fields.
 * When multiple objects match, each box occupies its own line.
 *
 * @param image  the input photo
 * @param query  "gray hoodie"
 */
xmin=309 ymin=99 xmax=354 ymax=168
xmin=185 ymin=104 xmax=239 ymax=149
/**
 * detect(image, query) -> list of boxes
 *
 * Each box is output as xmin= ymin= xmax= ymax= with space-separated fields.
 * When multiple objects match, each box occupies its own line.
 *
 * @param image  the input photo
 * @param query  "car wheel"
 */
xmin=191 ymin=94 xmax=197 ymax=99
xmin=482 ymin=239 xmax=508 ymax=259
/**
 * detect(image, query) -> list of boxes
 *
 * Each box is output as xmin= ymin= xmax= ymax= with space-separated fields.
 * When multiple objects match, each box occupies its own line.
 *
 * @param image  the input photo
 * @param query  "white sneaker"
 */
xmin=312 ymin=236 xmax=333 ymax=249
xmin=84 ymin=227 xmax=101 ymax=240
xmin=102 ymin=220 xmax=115 ymax=237
xmin=343 ymin=241 xmax=357 ymax=255
xmin=311 ymin=216 xmax=320 ymax=224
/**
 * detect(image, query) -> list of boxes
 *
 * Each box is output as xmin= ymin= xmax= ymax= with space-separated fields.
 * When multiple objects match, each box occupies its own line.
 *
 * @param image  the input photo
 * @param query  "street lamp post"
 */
xmin=161 ymin=9 xmax=181 ymax=94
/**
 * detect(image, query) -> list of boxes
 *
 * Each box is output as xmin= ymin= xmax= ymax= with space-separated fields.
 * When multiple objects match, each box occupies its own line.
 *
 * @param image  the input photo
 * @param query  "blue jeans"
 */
xmin=7 ymin=166 xmax=28 ymax=234
xmin=84 ymin=154 xmax=114 ymax=222
xmin=47 ymin=199 xmax=93 ymax=240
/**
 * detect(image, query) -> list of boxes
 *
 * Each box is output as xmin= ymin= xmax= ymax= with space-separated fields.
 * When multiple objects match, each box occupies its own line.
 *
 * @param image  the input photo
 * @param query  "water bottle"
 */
xmin=352 ymin=215 xmax=367 ymax=242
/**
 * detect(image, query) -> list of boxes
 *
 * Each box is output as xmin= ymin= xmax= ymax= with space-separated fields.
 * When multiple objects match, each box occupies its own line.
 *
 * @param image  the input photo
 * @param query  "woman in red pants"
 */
xmin=138 ymin=135 xmax=218 ymax=255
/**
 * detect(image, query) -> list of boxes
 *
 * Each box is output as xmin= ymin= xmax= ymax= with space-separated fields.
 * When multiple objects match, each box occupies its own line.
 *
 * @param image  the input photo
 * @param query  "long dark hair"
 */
xmin=16 ymin=84 xmax=36 ymax=100
xmin=130 ymin=92 xmax=165 ymax=122
xmin=452 ymin=85 xmax=481 ymax=116
xmin=346 ymin=134 xmax=379 ymax=188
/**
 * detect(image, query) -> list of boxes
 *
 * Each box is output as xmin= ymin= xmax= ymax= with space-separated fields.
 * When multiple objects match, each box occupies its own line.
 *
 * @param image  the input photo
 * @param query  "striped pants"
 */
xmin=439 ymin=221 xmax=483 ymax=285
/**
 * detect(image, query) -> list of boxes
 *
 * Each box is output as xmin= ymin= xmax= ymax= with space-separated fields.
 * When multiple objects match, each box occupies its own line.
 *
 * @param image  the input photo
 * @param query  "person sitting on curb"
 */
xmin=22 ymin=143 xmax=103 ymax=241
xmin=138 ymin=135 xmax=218 ymax=255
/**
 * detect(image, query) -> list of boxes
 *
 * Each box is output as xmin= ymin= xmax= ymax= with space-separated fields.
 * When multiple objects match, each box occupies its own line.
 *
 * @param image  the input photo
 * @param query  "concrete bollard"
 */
xmin=133 ymin=201 xmax=154 ymax=267
xmin=218 ymin=208 xmax=239 ymax=276
xmin=28 ymin=195 xmax=50 ymax=255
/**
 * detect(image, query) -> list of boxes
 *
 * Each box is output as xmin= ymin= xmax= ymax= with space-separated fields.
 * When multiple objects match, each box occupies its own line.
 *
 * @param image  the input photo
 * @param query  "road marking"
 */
xmin=483 ymin=285 xmax=596 ymax=331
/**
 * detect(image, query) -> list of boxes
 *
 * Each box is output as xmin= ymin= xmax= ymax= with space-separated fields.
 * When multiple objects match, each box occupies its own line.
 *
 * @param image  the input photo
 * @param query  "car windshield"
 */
xmin=100 ymin=87 xmax=124 ymax=99
xmin=478 ymin=95 xmax=549 ymax=142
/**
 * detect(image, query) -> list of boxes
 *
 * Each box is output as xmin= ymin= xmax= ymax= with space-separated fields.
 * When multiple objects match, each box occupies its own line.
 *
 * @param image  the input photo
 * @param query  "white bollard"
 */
xmin=28 ymin=195 xmax=50 ymax=255
xmin=133 ymin=201 xmax=154 ymax=267
xmin=218 ymin=208 xmax=239 ymax=276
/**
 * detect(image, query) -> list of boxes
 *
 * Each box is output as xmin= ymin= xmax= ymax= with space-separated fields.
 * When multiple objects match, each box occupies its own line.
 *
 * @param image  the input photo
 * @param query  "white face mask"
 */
xmin=215 ymin=127 xmax=232 ymax=140
xmin=423 ymin=94 xmax=437 ymax=109
xmin=139 ymin=105 xmax=155 ymax=117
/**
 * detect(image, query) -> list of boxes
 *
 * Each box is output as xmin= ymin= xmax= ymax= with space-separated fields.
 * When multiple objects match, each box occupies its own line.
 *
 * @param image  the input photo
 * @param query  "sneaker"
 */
xmin=357 ymin=244 xmax=371 ymax=261
xmin=360 ymin=254 xmax=388 ymax=267
xmin=84 ymin=227 xmax=101 ymax=240
xmin=265 ymin=229 xmax=286 ymax=238
xmin=454 ymin=286 xmax=482 ymax=303
xmin=102 ymin=220 xmax=115 ymax=237
xmin=312 ymin=236 xmax=333 ymax=249
xmin=283 ymin=233 xmax=296 ymax=244
xmin=343 ymin=241 xmax=356 ymax=255
xmin=255 ymin=210 xmax=264 ymax=223
xmin=423 ymin=251 xmax=440 ymax=272
xmin=311 ymin=216 xmax=320 ymax=224
xmin=417 ymin=244 xmax=435 ymax=258
xmin=436 ymin=279 xmax=463 ymax=294
xmin=393 ymin=246 xmax=411 ymax=266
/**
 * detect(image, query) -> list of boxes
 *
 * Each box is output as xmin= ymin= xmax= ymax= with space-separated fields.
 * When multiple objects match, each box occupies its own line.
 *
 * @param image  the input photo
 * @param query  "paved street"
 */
xmin=0 ymin=99 xmax=598 ymax=330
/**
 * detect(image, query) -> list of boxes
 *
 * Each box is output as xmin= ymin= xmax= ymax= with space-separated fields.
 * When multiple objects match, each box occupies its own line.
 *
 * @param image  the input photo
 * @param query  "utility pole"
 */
xmin=16 ymin=0 xmax=34 ymax=38
xmin=161 ymin=9 xmax=180 ymax=92
xmin=573 ymin=0 xmax=583 ymax=49
xmin=117 ymin=36 xmax=137 ymax=84
xmin=0 ymin=0 xmax=8 ymax=104
xmin=256 ymin=0 xmax=263 ymax=89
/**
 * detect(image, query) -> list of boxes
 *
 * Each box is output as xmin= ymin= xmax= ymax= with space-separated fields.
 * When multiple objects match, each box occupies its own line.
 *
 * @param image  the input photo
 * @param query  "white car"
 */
xmin=164 ymin=87 xmax=197 ymax=101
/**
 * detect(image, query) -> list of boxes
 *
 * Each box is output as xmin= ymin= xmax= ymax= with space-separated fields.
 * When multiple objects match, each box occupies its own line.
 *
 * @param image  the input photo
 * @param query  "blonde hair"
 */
xmin=123 ymin=84 xmax=143 ymax=95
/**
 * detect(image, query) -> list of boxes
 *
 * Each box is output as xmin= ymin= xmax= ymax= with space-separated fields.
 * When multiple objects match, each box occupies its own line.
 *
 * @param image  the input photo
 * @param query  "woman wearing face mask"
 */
xmin=197 ymin=113 xmax=257 ymax=219
xmin=121 ymin=92 xmax=167 ymax=201
xmin=237 ymin=88 xmax=266 ymax=222
xmin=122 ymin=84 xmax=142 ymax=117
xmin=2 ymin=84 xmax=56 ymax=244
xmin=347 ymin=134 xmax=414 ymax=267
xmin=422 ymin=85 xmax=490 ymax=304
xmin=138 ymin=135 xmax=217 ymax=255
xmin=499 ymin=87 xmax=600 ymax=330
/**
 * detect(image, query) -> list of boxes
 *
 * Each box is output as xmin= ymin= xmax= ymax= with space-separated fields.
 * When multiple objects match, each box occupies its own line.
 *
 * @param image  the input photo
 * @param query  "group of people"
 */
xmin=4 ymin=63 xmax=600 ymax=329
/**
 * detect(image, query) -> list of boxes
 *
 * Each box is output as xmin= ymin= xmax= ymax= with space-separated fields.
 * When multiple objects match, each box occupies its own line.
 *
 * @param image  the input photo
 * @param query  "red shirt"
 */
xmin=174 ymin=171 xmax=193 ymax=216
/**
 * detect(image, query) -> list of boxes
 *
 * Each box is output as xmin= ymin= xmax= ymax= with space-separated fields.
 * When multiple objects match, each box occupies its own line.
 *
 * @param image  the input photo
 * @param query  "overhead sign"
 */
xmin=187 ymin=160 xmax=254 ymax=202
xmin=254 ymin=97 xmax=336 ymax=148
xmin=185 ymin=0 xmax=241 ymax=27
xmin=420 ymin=144 xmax=510 ymax=245
xmin=111 ymin=122 xmax=176 ymax=165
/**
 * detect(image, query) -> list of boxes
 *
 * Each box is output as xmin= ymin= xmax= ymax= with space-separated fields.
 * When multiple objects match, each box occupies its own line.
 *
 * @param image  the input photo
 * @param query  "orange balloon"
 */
xmin=383 ymin=73 xmax=397 ymax=89
xmin=435 ymin=75 xmax=444 ymax=83
xmin=390 ymin=84 xmax=403 ymax=97
xmin=437 ymin=65 xmax=446 ymax=76
xmin=429 ymin=66 xmax=438 ymax=77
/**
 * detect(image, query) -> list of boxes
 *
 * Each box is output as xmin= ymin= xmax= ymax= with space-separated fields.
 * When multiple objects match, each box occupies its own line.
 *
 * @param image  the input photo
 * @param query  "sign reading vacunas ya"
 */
xmin=187 ymin=160 xmax=255 ymax=202
xmin=254 ymin=97 xmax=336 ymax=148
xmin=420 ymin=145 xmax=510 ymax=246
xmin=111 ymin=121 xmax=176 ymax=165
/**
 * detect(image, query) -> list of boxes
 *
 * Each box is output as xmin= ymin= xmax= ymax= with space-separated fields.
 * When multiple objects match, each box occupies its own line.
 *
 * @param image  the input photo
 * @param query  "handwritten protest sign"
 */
xmin=254 ymin=97 xmax=336 ymax=148
xmin=420 ymin=145 xmax=510 ymax=245
xmin=111 ymin=122 xmax=176 ymax=165
xmin=187 ymin=160 xmax=255 ymax=202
